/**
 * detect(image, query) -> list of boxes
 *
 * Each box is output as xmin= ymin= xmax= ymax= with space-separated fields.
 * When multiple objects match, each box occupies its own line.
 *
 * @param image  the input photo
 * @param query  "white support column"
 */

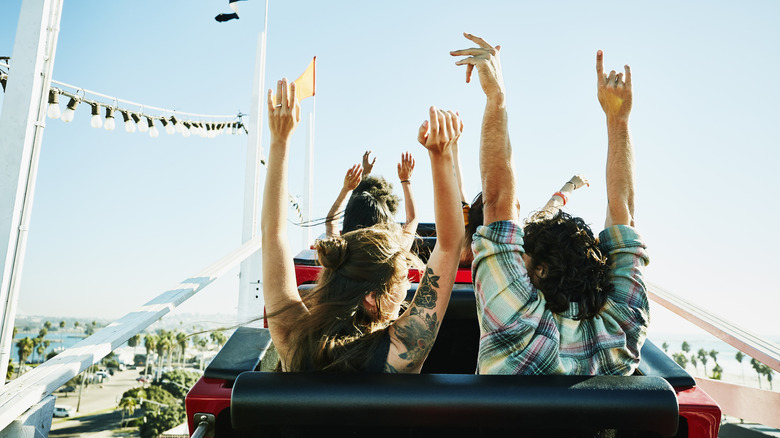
xmin=0 ymin=0 xmax=62 ymax=387
xmin=236 ymin=25 xmax=268 ymax=326
xmin=301 ymin=104 xmax=315 ymax=247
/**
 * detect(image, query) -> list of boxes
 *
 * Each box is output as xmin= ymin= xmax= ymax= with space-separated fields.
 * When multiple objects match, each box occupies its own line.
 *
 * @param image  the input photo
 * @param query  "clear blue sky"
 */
xmin=1 ymin=1 xmax=778 ymax=337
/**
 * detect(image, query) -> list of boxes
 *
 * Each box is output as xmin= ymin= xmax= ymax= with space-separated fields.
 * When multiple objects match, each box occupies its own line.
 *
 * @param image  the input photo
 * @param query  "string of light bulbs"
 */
xmin=0 ymin=61 xmax=247 ymax=139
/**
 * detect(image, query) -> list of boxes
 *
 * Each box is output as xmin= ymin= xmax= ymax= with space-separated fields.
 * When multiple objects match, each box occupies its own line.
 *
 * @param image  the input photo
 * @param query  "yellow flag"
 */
xmin=294 ymin=57 xmax=316 ymax=100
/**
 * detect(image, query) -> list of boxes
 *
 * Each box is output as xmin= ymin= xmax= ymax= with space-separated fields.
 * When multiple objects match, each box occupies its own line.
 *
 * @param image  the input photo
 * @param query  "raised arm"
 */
xmin=361 ymin=150 xmax=376 ymax=180
xmin=260 ymin=78 xmax=305 ymax=364
xmin=451 ymin=33 xmax=515 ymax=225
xmin=386 ymin=107 xmax=465 ymax=373
xmin=542 ymin=174 xmax=590 ymax=214
xmin=597 ymin=50 xmax=635 ymax=228
xmin=325 ymin=164 xmax=363 ymax=237
xmin=397 ymin=152 xmax=419 ymax=250
xmin=451 ymin=124 xmax=469 ymax=207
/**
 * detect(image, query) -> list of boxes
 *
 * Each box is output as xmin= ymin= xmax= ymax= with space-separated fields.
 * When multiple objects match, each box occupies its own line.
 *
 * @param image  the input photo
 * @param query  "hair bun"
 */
xmin=315 ymin=237 xmax=349 ymax=270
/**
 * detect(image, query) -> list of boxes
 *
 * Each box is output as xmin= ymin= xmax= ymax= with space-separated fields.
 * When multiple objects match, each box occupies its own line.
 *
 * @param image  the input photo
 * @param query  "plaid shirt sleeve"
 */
xmin=598 ymin=225 xmax=651 ymax=364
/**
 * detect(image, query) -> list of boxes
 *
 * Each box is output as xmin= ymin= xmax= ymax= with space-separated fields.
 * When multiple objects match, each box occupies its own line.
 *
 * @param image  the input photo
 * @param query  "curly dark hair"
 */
xmin=342 ymin=176 xmax=400 ymax=234
xmin=522 ymin=211 xmax=613 ymax=320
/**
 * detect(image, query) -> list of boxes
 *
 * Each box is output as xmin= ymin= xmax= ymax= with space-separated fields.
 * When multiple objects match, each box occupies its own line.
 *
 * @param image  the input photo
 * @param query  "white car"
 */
xmin=53 ymin=406 xmax=75 ymax=418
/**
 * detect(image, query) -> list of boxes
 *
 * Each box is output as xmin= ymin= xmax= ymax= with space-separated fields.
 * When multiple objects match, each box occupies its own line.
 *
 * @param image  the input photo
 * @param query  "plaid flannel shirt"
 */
xmin=472 ymin=220 xmax=650 ymax=375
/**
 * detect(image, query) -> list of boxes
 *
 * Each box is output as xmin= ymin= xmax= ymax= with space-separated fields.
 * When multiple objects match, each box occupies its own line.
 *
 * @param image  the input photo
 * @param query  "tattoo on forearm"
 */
xmin=383 ymin=362 xmax=400 ymax=373
xmin=393 ymin=267 xmax=442 ymax=369
xmin=413 ymin=267 xmax=439 ymax=309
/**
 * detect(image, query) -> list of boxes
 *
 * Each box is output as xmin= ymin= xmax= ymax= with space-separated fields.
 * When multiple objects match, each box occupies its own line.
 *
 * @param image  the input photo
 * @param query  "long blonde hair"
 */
xmin=285 ymin=224 xmax=421 ymax=372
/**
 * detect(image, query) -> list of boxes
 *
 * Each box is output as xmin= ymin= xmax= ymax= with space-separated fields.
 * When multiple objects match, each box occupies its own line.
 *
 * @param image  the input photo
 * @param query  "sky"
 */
xmin=0 ymin=0 xmax=778 ymax=339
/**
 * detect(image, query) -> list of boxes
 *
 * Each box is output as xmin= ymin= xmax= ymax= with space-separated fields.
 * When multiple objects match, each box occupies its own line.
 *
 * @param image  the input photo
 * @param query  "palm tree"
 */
xmin=708 ymin=349 xmax=719 ymax=366
xmin=59 ymin=321 xmax=66 ymax=330
xmin=690 ymin=355 xmax=699 ymax=376
xmin=128 ymin=333 xmax=141 ymax=361
xmin=156 ymin=332 xmax=172 ymax=377
xmin=118 ymin=396 xmax=138 ymax=427
xmin=44 ymin=321 xmax=52 ymax=331
xmin=661 ymin=342 xmax=669 ymax=353
xmin=710 ymin=364 xmax=723 ymax=380
xmin=74 ymin=321 xmax=80 ymax=330
xmin=143 ymin=334 xmax=158 ymax=378
xmin=15 ymin=337 xmax=33 ymax=377
xmin=763 ymin=365 xmax=774 ymax=390
xmin=30 ymin=337 xmax=40 ymax=363
xmin=735 ymin=351 xmax=745 ymax=383
xmin=177 ymin=332 xmax=188 ymax=367
xmin=210 ymin=331 xmax=227 ymax=349
xmin=35 ymin=343 xmax=45 ymax=364
xmin=697 ymin=349 xmax=708 ymax=375
xmin=672 ymin=353 xmax=688 ymax=371
xmin=681 ymin=341 xmax=690 ymax=354
xmin=750 ymin=358 xmax=763 ymax=389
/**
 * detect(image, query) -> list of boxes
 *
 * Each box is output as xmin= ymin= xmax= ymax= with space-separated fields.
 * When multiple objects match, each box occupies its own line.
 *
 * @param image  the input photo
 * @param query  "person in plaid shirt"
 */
xmin=451 ymin=33 xmax=649 ymax=375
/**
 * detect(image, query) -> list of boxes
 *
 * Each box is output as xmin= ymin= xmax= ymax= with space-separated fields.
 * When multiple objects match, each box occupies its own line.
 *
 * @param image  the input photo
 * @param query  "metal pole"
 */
xmin=302 ymin=99 xmax=315 ymax=247
xmin=0 ymin=0 xmax=63 ymax=387
xmin=237 ymin=0 xmax=269 ymax=326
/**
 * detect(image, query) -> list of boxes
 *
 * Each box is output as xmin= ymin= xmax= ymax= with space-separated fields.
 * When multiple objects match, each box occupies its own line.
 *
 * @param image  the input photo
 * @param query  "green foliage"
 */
xmin=104 ymin=359 xmax=120 ymax=370
xmin=710 ymin=364 xmax=723 ymax=380
xmin=138 ymin=403 xmax=185 ymax=438
xmin=661 ymin=342 xmax=669 ymax=353
xmin=157 ymin=369 xmax=201 ymax=399
xmin=735 ymin=351 xmax=744 ymax=363
xmin=672 ymin=353 xmax=688 ymax=369
xmin=681 ymin=341 xmax=690 ymax=353
xmin=6 ymin=359 xmax=14 ymax=381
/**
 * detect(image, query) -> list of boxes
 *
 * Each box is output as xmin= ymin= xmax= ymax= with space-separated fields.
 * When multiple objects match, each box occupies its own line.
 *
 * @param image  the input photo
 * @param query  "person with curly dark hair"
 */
xmin=451 ymin=33 xmax=649 ymax=375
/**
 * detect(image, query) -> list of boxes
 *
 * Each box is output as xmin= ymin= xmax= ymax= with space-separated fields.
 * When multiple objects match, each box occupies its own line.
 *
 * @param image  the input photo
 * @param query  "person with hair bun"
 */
xmin=325 ymin=151 xmax=419 ymax=254
xmin=261 ymin=77 xmax=464 ymax=372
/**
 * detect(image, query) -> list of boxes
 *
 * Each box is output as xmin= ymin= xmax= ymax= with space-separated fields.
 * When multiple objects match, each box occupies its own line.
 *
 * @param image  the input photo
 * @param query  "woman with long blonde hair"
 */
xmin=261 ymin=78 xmax=463 ymax=372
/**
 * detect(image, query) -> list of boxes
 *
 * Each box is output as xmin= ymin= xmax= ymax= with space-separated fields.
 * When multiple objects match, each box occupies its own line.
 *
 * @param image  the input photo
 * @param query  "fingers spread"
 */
xmin=466 ymin=64 xmax=474 ymax=83
xmin=463 ymin=32 xmax=493 ymax=49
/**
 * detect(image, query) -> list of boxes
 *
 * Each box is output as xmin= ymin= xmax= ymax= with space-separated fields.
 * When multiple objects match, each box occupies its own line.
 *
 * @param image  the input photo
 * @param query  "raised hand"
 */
xmin=450 ymin=33 xmax=505 ymax=101
xmin=362 ymin=150 xmax=376 ymax=176
xmin=267 ymin=78 xmax=301 ymax=143
xmin=568 ymin=174 xmax=590 ymax=190
xmin=417 ymin=107 xmax=462 ymax=156
xmin=397 ymin=152 xmax=415 ymax=182
xmin=596 ymin=50 xmax=632 ymax=122
xmin=343 ymin=164 xmax=363 ymax=191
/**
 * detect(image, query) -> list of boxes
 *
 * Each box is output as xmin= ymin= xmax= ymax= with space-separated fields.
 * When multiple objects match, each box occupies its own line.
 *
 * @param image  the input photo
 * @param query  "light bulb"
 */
xmin=123 ymin=111 xmax=137 ymax=133
xmin=60 ymin=97 xmax=80 ymax=123
xmin=137 ymin=115 xmax=149 ymax=133
xmin=161 ymin=117 xmax=175 ymax=135
xmin=90 ymin=103 xmax=103 ymax=129
xmin=104 ymin=107 xmax=116 ymax=131
xmin=47 ymin=89 xmax=61 ymax=119
xmin=173 ymin=116 xmax=185 ymax=134
xmin=182 ymin=122 xmax=192 ymax=138
xmin=147 ymin=117 xmax=159 ymax=138
xmin=231 ymin=122 xmax=237 ymax=135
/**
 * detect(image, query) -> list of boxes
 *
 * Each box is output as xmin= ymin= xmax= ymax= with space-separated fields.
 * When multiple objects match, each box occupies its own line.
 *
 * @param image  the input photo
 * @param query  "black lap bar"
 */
xmin=230 ymin=372 xmax=679 ymax=436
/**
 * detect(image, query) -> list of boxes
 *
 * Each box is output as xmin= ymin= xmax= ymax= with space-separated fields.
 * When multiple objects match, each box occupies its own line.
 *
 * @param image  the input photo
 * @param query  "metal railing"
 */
xmin=0 ymin=237 xmax=260 ymax=432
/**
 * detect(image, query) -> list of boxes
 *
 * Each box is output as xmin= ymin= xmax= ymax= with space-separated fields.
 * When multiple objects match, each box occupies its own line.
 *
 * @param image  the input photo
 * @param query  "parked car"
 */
xmin=53 ymin=406 xmax=75 ymax=418
xmin=136 ymin=375 xmax=151 ymax=383
xmin=58 ymin=386 xmax=76 ymax=394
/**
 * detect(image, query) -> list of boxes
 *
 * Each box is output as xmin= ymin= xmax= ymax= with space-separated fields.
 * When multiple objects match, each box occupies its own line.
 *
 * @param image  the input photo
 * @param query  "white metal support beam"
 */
xmin=237 ymin=1 xmax=269 ymax=326
xmin=0 ymin=0 xmax=63 ymax=387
